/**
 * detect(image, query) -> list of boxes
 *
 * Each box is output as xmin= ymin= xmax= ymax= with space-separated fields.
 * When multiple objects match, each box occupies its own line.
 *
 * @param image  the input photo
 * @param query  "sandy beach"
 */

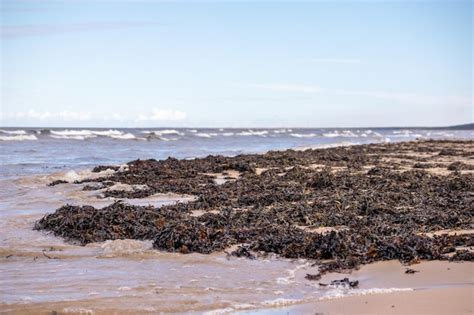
xmin=272 ymin=261 xmax=474 ymax=315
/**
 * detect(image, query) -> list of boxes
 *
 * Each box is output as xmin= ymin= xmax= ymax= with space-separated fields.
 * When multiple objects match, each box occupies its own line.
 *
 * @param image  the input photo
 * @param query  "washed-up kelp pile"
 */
xmin=36 ymin=140 xmax=474 ymax=274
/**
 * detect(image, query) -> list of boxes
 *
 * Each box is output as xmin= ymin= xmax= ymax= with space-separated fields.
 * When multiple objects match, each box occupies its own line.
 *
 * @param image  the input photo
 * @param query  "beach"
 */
xmin=1 ymin=130 xmax=473 ymax=314
xmin=3 ymin=0 xmax=473 ymax=312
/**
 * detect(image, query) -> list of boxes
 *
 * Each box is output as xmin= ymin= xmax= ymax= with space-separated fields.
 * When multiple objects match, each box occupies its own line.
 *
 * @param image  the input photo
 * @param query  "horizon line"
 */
xmin=0 ymin=123 xmax=472 ymax=130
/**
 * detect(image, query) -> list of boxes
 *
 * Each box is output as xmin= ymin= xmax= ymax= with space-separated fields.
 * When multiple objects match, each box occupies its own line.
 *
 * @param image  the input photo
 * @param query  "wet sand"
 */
xmin=281 ymin=287 xmax=472 ymax=315
xmin=3 ymin=260 xmax=472 ymax=314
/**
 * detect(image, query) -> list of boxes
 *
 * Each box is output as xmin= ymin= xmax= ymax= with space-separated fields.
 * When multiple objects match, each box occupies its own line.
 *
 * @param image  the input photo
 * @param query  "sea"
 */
xmin=0 ymin=127 xmax=472 ymax=313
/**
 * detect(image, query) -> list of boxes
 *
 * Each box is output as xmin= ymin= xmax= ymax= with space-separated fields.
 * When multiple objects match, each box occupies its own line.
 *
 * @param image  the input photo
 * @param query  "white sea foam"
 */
xmin=290 ymin=133 xmax=316 ymax=138
xmin=60 ymin=170 xmax=82 ymax=182
xmin=195 ymin=133 xmax=218 ymax=138
xmin=276 ymin=262 xmax=311 ymax=285
xmin=261 ymin=298 xmax=302 ymax=307
xmin=97 ymin=239 xmax=154 ymax=258
xmin=202 ymin=307 xmax=235 ymax=315
xmin=296 ymin=141 xmax=359 ymax=151
xmin=233 ymin=303 xmax=255 ymax=310
xmin=273 ymin=129 xmax=291 ymax=134
xmin=237 ymin=130 xmax=268 ymax=136
xmin=110 ymin=133 xmax=136 ymax=140
xmin=50 ymin=135 xmax=93 ymax=140
xmin=390 ymin=133 xmax=423 ymax=138
xmin=392 ymin=129 xmax=412 ymax=135
xmin=320 ymin=287 xmax=413 ymax=300
xmin=118 ymin=286 xmax=132 ymax=291
xmin=202 ymin=303 xmax=255 ymax=315
xmin=0 ymin=134 xmax=37 ymax=141
xmin=360 ymin=130 xmax=383 ymax=137
xmin=222 ymin=132 xmax=235 ymax=136
xmin=143 ymin=129 xmax=184 ymax=137
xmin=50 ymin=130 xmax=96 ymax=140
xmin=90 ymin=129 xmax=123 ymax=136
xmin=62 ymin=307 xmax=95 ymax=314
xmin=50 ymin=168 xmax=116 ymax=183
xmin=0 ymin=129 xmax=27 ymax=135
xmin=323 ymin=130 xmax=358 ymax=138
xmin=49 ymin=129 xmax=139 ymax=140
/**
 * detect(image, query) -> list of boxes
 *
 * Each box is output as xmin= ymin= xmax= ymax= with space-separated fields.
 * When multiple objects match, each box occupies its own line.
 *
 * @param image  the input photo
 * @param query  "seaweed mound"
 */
xmin=35 ymin=140 xmax=474 ymax=274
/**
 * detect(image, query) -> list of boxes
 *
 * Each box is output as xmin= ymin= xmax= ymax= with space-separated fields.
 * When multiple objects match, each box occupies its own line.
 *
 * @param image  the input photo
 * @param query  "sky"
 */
xmin=0 ymin=0 xmax=472 ymax=128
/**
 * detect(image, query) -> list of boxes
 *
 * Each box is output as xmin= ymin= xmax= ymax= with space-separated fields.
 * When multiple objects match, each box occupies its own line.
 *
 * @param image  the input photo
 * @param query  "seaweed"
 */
xmin=35 ymin=140 xmax=474 ymax=276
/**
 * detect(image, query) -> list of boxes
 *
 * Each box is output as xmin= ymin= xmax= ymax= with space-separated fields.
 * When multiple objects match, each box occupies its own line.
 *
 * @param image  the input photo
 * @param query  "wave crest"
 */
xmin=0 ymin=134 xmax=37 ymax=141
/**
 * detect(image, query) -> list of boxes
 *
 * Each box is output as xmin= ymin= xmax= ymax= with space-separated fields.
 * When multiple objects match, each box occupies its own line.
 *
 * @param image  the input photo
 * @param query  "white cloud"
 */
xmin=1 ymin=108 xmax=188 ymax=123
xmin=135 ymin=108 xmax=187 ymax=121
xmin=3 ymin=109 xmax=91 ymax=121
xmin=255 ymin=84 xmax=323 ymax=93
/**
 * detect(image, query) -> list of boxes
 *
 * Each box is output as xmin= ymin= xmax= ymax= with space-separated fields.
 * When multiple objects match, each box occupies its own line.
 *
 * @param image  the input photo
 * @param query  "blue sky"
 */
xmin=1 ymin=0 xmax=472 ymax=127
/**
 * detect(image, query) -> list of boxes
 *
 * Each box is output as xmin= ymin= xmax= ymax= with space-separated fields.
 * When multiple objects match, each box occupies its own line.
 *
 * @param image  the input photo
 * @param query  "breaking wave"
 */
xmin=389 ymin=130 xmax=423 ymax=138
xmin=290 ymin=133 xmax=317 ymax=138
xmin=110 ymin=133 xmax=137 ymax=140
xmin=273 ymin=129 xmax=292 ymax=134
xmin=50 ymin=135 xmax=95 ymax=140
xmin=323 ymin=130 xmax=358 ymax=138
xmin=1 ymin=128 xmax=471 ymax=144
xmin=51 ymin=130 xmax=95 ymax=136
xmin=195 ymin=133 xmax=218 ymax=138
xmin=236 ymin=130 xmax=269 ymax=136
xmin=0 ymin=134 xmax=38 ymax=141
xmin=0 ymin=129 xmax=27 ymax=135
xmin=47 ymin=129 xmax=141 ymax=140
xmin=142 ymin=129 xmax=184 ymax=137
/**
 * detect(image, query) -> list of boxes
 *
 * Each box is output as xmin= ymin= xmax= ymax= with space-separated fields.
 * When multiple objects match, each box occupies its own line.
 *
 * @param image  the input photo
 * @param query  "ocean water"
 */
xmin=0 ymin=127 xmax=472 ymax=313
xmin=1 ymin=127 xmax=473 ymax=179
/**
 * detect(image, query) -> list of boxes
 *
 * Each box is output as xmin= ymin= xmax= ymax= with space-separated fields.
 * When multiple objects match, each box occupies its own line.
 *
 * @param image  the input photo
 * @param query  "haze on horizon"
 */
xmin=1 ymin=0 xmax=472 ymax=128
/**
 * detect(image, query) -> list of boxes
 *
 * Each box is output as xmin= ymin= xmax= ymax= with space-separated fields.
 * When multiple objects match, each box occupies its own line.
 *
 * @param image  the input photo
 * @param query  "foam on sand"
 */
xmin=320 ymin=287 xmax=414 ymax=300
xmin=261 ymin=298 xmax=303 ymax=307
xmin=95 ymin=239 xmax=154 ymax=258
xmin=49 ymin=168 xmax=117 ymax=183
